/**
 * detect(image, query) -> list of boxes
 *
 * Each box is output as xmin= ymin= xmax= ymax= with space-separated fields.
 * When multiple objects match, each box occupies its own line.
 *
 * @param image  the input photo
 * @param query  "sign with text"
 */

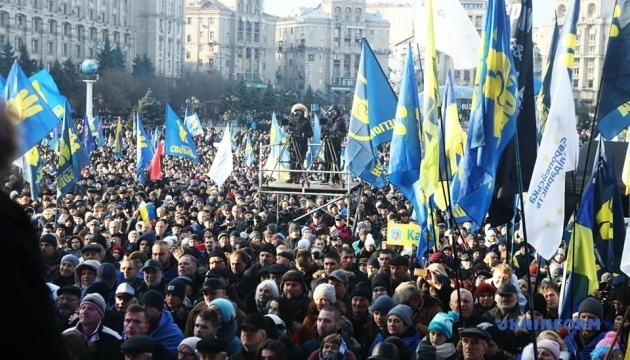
xmin=386 ymin=222 xmax=419 ymax=247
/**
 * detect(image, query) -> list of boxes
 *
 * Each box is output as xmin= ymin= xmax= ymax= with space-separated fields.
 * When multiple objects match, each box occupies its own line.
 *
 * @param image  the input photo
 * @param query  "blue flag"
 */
xmin=185 ymin=111 xmax=204 ymax=137
xmin=245 ymin=132 xmax=255 ymax=167
xmin=96 ymin=117 xmax=105 ymax=148
xmin=597 ymin=0 xmax=630 ymax=140
xmin=82 ymin=114 xmax=95 ymax=157
xmin=230 ymin=125 xmax=238 ymax=152
xmin=49 ymin=123 xmax=62 ymax=152
xmin=3 ymin=61 xmax=61 ymax=157
xmin=450 ymin=0 xmax=520 ymax=230
xmin=164 ymin=104 xmax=198 ymax=162
xmin=345 ymin=38 xmax=397 ymax=188
xmin=0 ymin=74 xmax=5 ymax=94
xmin=387 ymin=45 xmax=431 ymax=256
xmin=57 ymin=101 xmax=89 ymax=198
xmin=151 ymin=126 xmax=160 ymax=151
xmin=308 ymin=113 xmax=325 ymax=168
xmin=29 ymin=68 xmax=70 ymax=119
xmin=136 ymin=113 xmax=154 ymax=184
xmin=23 ymin=145 xmax=43 ymax=201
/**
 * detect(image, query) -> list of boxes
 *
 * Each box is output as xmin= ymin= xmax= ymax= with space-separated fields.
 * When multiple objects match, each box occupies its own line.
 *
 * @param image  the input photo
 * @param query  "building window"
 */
xmin=47 ymin=41 xmax=53 ymax=54
xmin=355 ymin=8 xmax=362 ymax=22
xmin=187 ymin=17 xmax=192 ymax=25
xmin=187 ymin=34 xmax=192 ymax=42
xmin=32 ymin=39 xmax=39 ymax=52
xmin=210 ymin=31 xmax=214 ymax=40
xmin=62 ymin=43 xmax=68 ymax=56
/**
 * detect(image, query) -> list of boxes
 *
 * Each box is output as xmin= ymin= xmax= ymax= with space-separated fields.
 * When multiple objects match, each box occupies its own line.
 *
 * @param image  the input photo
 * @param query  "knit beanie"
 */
xmin=350 ymin=281 xmax=372 ymax=302
xmin=40 ymin=233 xmax=58 ymax=248
xmin=591 ymin=331 xmax=620 ymax=360
xmin=369 ymin=295 xmax=396 ymax=314
xmin=61 ymin=254 xmax=79 ymax=267
xmin=428 ymin=311 xmax=459 ymax=340
xmin=297 ymin=239 xmax=311 ymax=249
xmin=210 ymin=298 xmax=236 ymax=323
xmin=141 ymin=290 xmax=165 ymax=310
xmin=179 ymin=337 xmax=201 ymax=360
xmin=388 ymin=304 xmax=413 ymax=327
xmin=475 ymin=282 xmax=496 ymax=298
xmin=313 ymin=283 xmax=336 ymax=304
xmin=166 ymin=279 xmax=186 ymax=300
xmin=81 ymin=293 xmax=106 ymax=317
xmin=257 ymin=280 xmax=280 ymax=298
xmin=537 ymin=339 xmax=561 ymax=360
xmin=578 ymin=297 xmax=604 ymax=320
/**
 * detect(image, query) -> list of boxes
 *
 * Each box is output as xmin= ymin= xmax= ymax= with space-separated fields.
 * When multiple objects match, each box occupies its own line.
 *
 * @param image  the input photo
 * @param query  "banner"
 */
xmin=387 ymin=222 xmax=420 ymax=247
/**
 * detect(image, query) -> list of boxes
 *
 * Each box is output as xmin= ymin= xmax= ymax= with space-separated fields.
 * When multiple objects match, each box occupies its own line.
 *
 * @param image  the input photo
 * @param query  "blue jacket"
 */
xmin=149 ymin=310 xmax=185 ymax=359
xmin=564 ymin=329 xmax=607 ymax=360
xmin=369 ymin=326 xmax=421 ymax=355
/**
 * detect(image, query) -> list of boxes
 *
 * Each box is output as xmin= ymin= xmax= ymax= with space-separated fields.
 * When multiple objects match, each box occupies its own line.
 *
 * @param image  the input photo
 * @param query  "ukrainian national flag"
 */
xmin=345 ymin=38 xmax=397 ymax=188
xmin=3 ymin=60 xmax=60 ymax=157
xmin=136 ymin=113 xmax=154 ymax=184
xmin=164 ymin=104 xmax=198 ymax=162
xmin=95 ymin=117 xmax=105 ymax=148
xmin=113 ymin=116 xmax=124 ymax=159
xmin=57 ymin=101 xmax=89 ymax=198
xmin=263 ymin=112 xmax=290 ymax=181
xmin=450 ymin=0 xmax=519 ymax=229
xmin=82 ymin=115 xmax=95 ymax=157
xmin=138 ymin=201 xmax=156 ymax=224
xmin=597 ymin=0 xmax=630 ymax=140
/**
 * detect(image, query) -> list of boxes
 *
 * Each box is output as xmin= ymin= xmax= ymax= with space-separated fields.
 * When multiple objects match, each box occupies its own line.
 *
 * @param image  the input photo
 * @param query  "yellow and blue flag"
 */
xmin=139 ymin=201 xmax=157 ymax=224
xmin=184 ymin=109 xmax=204 ymax=137
xmin=165 ymin=104 xmax=198 ymax=162
xmin=263 ymin=112 xmax=291 ymax=181
xmin=307 ymin=113 xmax=325 ymax=168
xmin=29 ymin=68 xmax=70 ymax=119
xmin=597 ymin=0 xmax=630 ymax=140
xmin=23 ymin=145 xmax=43 ymax=200
xmin=387 ymin=45 xmax=430 ymax=257
xmin=113 ymin=116 xmax=124 ymax=159
xmin=136 ymin=113 xmax=154 ymax=184
xmin=151 ymin=125 xmax=160 ymax=151
xmin=245 ymin=132 xmax=255 ymax=167
xmin=420 ymin=0 xmax=440 ymax=207
xmin=450 ymin=0 xmax=519 ymax=229
xmin=488 ymin=0 xmax=538 ymax=226
xmin=536 ymin=17 xmax=559 ymax=141
xmin=57 ymin=101 xmax=89 ymax=198
xmin=3 ymin=60 xmax=61 ymax=156
xmin=82 ymin=115 xmax=95 ymax=157
xmin=345 ymin=38 xmax=397 ymax=188
xmin=95 ymin=117 xmax=105 ymax=148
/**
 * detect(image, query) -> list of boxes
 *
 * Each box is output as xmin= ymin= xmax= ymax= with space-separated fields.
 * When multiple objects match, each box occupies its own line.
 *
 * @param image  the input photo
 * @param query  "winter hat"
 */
xmin=297 ymin=239 xmax=311 ymax=249
xmin=537 ymin=339 xmax=561 ymax=360
xmin=364 ymin=236 xmax=376 ymax=248
xmin=591 ymin=331 xmax=620 ymax=360
xmin=475 ymin=283 xmax=497 ymax=298
xmin=369 ymin=295 xmax=396 ymax=314
xmin=313 ymin=283 xmax=336 ymax=304
xmin=166 ymin=279 xmax=186 ymax=300
xmin=81 ymin=293 xmax=106 ymax=317
xmin=578 ymin=297 xmax=604 ymax=320
xmin=428 ymin=311 xmax=459 ymax=340
xmin=141 ymin=290 xmax=165 ymax=310
xmin=178 ymin=337 xmax=201 ymax=360
xmin=289 ymin=223 xmax=300 ymax=233
xmin=40 ymin=233 xmax=58 ymax=248
xmin=96 ymin=263 xmax=118 ymax=285
xmin=61 ymin=254 xmax=79 ymax=267
xmin=257 ymin=280 xmax=280 ymax=298
xmin=387 ymin=304 xmax=413 ymax=327
xmin=350 ymin=281 xmax=372 ymax=302
xmin=209 ymin=298 xmax=236 ymax=323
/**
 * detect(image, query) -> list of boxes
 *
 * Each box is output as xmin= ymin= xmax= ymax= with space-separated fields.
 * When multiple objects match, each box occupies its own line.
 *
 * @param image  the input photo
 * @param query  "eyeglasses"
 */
xmin=58 ymin=296 xmax=79 ymax=303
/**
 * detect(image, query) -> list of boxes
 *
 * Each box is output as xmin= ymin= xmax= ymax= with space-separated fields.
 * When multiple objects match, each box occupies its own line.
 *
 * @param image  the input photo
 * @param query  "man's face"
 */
xmin=259 ymin=251 xmax=275 ymax=266
xmin=230 ymin=255 xmax=247 ymax=275
xmin=340 ymin=252 xmax=355 ymax=270
xmin=178 ymin=256 xmax=196 ymax=277
xmin=461 ymin=337 xmax=488 ymax=360
xmin=377 ymin=253 xmax=392 ymax=273
xmin=351 ymin=296 xmax=369 ymax=318
xmin=152 ymin=244 xmax=170 ymax=265
xmin=240 ymin=327 xmax=266 ymax=350
xmin=57 ymin=292 xmax=80 ymax=312
xmin=317 ymin=310 xmax=339 ymax=337
xmin=194 ymin=316 xmax=216 ymax=339
xmin=328 ymin=278 xmax=347 ymax=300
xmin=450 ymin=293 xmax=474 ymax=318
xmin=373 ymin=310 xmax=387 ymax=329
xmin=143 ymin=268 xmax=163 ymax=287
xmin=209 ymin=256 xmax=226 ymax=269
xmin=115 ymin=295 xmax=135 ymax=312
xmin=283 ymin=280 xmax=303 ymax=299
xmin=204 ymin=237 xmax=216 ymax=252
xmin=390 ymin=264 xmax=408 ymax=282
xmin=124 ymin=311 xmax=149 ymax=337
xmin=495 ymin=293 xmax=517 ymax=313
xmin=542 ymin=289 xmax=559 ymax=310
xmin=79 ymin=302 xmax=102 ymax=328
xmin=120 ymin=260 xmax=139 ymax=281
xmin=323 ymin=258 xmax=340 ymax=275
xmin=40 ymin=242 xmax=55 ymax=257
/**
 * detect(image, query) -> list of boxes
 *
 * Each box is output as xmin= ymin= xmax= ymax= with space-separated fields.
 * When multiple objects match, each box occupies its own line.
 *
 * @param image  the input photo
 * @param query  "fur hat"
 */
xmin=291 ymin=103 xmax=308 ymax=117
xmin=313 ymin=283 xmax=336 ymax=304
xmin=428 ymin=311 xmax=459 ymax=340
xmin=387 ymin=304 xmax=413 ymax=327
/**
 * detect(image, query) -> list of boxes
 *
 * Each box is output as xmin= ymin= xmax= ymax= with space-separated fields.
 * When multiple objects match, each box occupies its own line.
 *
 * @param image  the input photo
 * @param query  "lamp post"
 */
xmin=80 ymin=59 xmax=99 ymax=128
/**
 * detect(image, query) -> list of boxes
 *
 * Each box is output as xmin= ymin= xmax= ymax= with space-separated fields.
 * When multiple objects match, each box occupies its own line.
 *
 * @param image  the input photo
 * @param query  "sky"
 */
xmin=264 ymin=0 xmax=555 ymax=28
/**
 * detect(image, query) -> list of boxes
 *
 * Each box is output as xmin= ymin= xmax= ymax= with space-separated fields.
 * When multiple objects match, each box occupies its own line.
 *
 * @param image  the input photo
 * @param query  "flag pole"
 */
xmin=603 ymin=303 xmax=630 ymax=360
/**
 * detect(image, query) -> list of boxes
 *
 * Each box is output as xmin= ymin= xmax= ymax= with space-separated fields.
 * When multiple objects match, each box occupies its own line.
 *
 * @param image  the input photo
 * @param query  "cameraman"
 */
xmin=285 ymin=103 xmax=314 ymax=183
xmin=321 ymin=105 xmax=347 ymax=184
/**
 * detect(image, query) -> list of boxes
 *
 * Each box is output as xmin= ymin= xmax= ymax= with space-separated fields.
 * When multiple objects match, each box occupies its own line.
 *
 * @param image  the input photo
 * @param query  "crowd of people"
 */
xmin=2 ymin=102 xmax=628 ymax=360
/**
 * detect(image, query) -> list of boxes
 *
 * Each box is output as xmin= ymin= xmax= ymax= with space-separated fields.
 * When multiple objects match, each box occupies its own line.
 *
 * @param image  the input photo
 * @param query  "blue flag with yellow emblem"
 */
xmin=113 ymin=116 xmax=124 ymax=159
xmin=597 ymin=0 xmax=630 ymax=140
xmin=57 ymin=101 xmax=89 ymax=198
xmin=450 ymin=0 xmax=520 ymax=230
xmin=345 ymin=38 xmax=397 ymax=188
xmin=95 ymin=117 xmax=105 ymax=148
xmin=23 ymin=145 xmax=43 ymax=200
xmin=29 ymin=68 xmax=71 ymax=119
xmin=82 ymin=114 xmax=95 ymax=157
xmin=136 ymin=113 xmax=154 ymax=184
xmin=3 ymin=61 xmax=61 ymax=157
xmin=164 ymin=104 xmax=198 ymax=162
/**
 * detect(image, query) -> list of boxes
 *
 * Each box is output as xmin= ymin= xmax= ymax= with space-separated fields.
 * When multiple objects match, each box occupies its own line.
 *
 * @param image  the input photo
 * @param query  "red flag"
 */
xmin=148 ymin=140 xmax=163 ymax=181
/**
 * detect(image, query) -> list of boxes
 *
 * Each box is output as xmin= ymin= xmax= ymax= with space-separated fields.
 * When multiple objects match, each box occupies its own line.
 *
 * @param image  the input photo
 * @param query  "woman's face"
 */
xmin=268 ymin=300 xmax=280 ymax=316
xmin=387 ymin=315 xmax=406 ymax=336
xmin=60 ymin=261 xmax=75 ymax=277
xmin=257 ymin=285 xmax=274 ymax=303
xmin=70 ymin=238 xmax=82 ymax=250
xmin=321 ymin=341 xmax=340 ymax=358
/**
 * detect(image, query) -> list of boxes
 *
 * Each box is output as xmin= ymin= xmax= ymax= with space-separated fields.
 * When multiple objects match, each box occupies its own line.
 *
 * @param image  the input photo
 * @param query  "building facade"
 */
xmin=275 ymin=0 xmax=390 ymax=104
xmin=184 ymin=0 xmax=277 ymax=89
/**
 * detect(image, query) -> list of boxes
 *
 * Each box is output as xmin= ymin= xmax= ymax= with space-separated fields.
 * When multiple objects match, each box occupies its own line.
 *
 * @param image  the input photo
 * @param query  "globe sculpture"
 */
xmin=81 ymin=59 xmax=98 ymax=75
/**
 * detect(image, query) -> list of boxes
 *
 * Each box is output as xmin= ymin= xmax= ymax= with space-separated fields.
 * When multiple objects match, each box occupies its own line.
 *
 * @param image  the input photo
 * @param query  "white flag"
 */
xmin=208 ymin=124 xmax=233 ymax=187
xmin=524 ymin=69 xmax=579 ymax=261
xmin=416 ymin=0 xmax=481 ymax=70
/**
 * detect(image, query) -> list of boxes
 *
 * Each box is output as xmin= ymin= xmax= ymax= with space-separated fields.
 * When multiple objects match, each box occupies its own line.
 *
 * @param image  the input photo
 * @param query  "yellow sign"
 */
xmin=386 ymin=222 xmax=419 ymax=247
